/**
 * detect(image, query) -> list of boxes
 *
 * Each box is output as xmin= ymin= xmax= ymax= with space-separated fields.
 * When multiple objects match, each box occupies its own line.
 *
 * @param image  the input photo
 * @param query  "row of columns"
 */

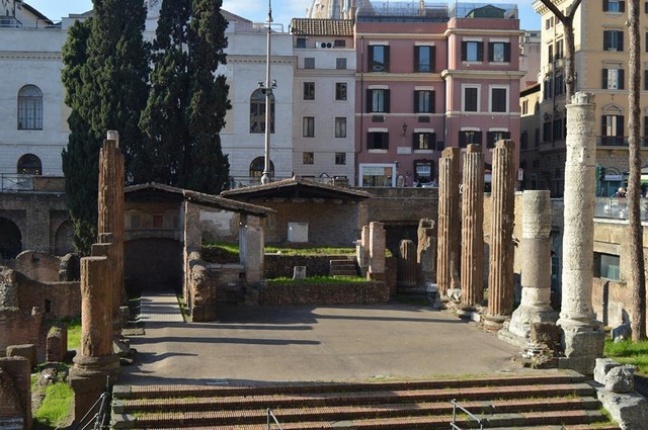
xmin=435 ymin=92 xmax=603 ymax=374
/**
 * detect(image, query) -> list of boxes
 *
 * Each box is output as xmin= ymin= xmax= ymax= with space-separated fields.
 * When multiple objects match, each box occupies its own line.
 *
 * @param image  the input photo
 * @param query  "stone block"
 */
xmin=6 ymin=345 xmax=37 ymax=370
xmin=605 ymin=365 xmax=635 ymax=394
xmin=46 ymin=324 xmax=68 ymax=363
xmin=594 ymin=358 xmax=620 ymax=385
xmin=598 ymin=390 xmax=648 ymax=430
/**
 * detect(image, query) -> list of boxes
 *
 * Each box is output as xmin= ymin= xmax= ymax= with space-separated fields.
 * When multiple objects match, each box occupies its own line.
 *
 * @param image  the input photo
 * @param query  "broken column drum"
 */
xmin=436 ymin=148 xmax=461 ymax=297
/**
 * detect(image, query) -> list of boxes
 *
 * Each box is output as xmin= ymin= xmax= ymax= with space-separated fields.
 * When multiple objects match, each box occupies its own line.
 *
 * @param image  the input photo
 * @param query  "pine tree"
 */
xmin=141 ymin=0 xmax=231 ymax=194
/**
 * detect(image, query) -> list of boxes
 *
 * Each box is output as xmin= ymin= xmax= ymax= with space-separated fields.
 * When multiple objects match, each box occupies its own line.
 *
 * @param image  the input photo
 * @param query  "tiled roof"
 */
xmin=290 ymin=19 xmax=354 ymax=37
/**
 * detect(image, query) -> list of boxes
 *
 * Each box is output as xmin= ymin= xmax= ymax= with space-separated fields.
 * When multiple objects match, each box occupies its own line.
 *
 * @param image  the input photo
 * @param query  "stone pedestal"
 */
xmin=460 ymin=144 xmax=484 ymax=310
xmin=558 ymin=92 xmax=604 ymax=375
xmin=503 ymin=191 xmax=558 ymax=343
xmin=485 ymin=140 xmax=516 ymax=329
xmin=436 ymin=148 xmax=461 ymax=297
xmin=368 ymin=222 xmax=385 ymax=281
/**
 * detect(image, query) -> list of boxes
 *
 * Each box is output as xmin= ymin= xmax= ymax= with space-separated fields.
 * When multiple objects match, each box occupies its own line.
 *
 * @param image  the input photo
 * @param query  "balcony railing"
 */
xmin=595 ymin=197 xmax=648 ymax=221
xmin=1 ymin=174 xmax=34 ymax=192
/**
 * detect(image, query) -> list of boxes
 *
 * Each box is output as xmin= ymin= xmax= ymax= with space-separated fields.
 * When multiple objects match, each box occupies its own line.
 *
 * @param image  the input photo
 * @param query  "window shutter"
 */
xmin=645 ymin=70 xmax=648 ymax=90
xmin=645 ymin=32 xmax=648 ymax=52
xmin=477 ymin=42 xmax=484 ymax=61
xmin=413 ymin=91 xmax=420 ymax=113
xmin=384 ymin=47 xmax=390 ymax=72
xmin=383 ymin=132 xmax=390 ymax=150
xmin=603 ymin=0 xmax=609 ymax=11
xmin=618 ymin=32 xmax=624 ymax=51
xmin=601 ymin=116 xmax=607 ymax=136
xmin=618 ymin=69 xmax=625 ymax=89
xmin=430 ymin=46 xmax=436 ymax=72
xmin=412 ymin=133 xmax=418 ymax=149
xmin=504 ymin=43 xmax=511 ymax=62
xmin=461 ymin=41 xmax=467 ymax=61
xmin=384 ymin=90 xmax=391 ymax=113
xmin=617 ymin=116 xmax=624 ymax=136
xmin=604 ymin=31 xmax=610 ymax=50
xmin=602 ymin=69 xmax=608 ymax=89
xmin=430 ymin=91 xmax=436 ymax=113
xmin=620 ymin=1 xmax=626 ymax=12
xmin=368 ymin=46 xmax=374 ymax=71
xmin=475 ymin=131 xmax=483 ymax=145
xmin=488 ymin=42 xmax=494 ymax=62
xmin=413 ymin=46 xmax=419 ymax=72
xmin=366 ymin=89 xmax=372 ymax=113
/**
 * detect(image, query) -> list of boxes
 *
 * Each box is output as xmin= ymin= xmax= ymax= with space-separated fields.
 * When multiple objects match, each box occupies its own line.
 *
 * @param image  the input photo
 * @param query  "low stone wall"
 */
xmin=259 ymin=281 xmax=389 ymax=306
xmin=264 ymin=254 xmax=354 ymax=279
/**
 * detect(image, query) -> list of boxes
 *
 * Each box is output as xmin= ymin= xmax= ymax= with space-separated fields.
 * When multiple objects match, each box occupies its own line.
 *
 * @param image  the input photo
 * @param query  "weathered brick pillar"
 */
xmin=367 ymin=222 xmax=385 ymax=281
xmin=460 ymin=144 xmax=485 ymax=310
xmin=436 ymin=148 xmax=461 ymax=297
xmin=504 ymin=190 xmax=557 ymax=342
xmin=417 ymin=218 xmax=436 ymax=285
xmin=183 ymin=201 xmax=202 ymax=304
xmin=485 ymin=140 xmax=516 ymax=328
xmin=0 ymin=356 xmax=32 ymax=430
xmin=98 ymin=131 xmax=125 ymax=334
xmin=240 ymin=214 xmax=264 ymax=285
xmin=69 ymin=242 xmax=120 ymax=422
xmin=558 ymin=92 xmax=604 ymax=375
xmin=397 ymin=239 xmax=417 ymax=292
xmin=357 ymin=225 xmax=370 ymax=277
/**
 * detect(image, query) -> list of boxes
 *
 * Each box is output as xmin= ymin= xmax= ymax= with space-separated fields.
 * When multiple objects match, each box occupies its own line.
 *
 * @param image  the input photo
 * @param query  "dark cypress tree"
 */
xmin=141 ymin=0 xmax=231 ymax=194
xmin=61 ymin=19 xmax=97 ymax=255
xmin=61 ymin=1 xmax=149 ymax=254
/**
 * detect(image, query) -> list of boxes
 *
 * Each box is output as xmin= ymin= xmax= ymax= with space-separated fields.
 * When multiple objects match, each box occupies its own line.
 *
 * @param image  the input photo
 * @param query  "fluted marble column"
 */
xmin=460 ymin=144 xmax=485 ymax=309
xmin=436 ymin=147 xmax=461 ymax=297
xmin=559 ymin=92 xmax=604 ymax=375
xmin=485 ymin=139 xmax=516 ymax=328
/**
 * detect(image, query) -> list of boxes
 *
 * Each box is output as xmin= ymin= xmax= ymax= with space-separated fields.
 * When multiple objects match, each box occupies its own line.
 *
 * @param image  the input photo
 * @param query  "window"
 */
xmin=368 ymin=45 xmax=389 ymax=72
xmin=547 ymin=44 xmax=554 ymax=63
xmin=545 ymin=17 xmax=553 ymax=30
xmin=249 ymin=89 xmax=274 ymax=133
xmin=335 ymin=82 xmax=347 ymax=101
xmin=554 ymin=74 xmax=565 ymax=96
xmin=463 ymin=86 xmax=479 ymax=112
xmin=555 ymin=39 xmax=564 ymax=59
xmin=336 ymin=58 xmax=347 ymax=70
xmin=335 ymin=152 xmax=346 ymax=165
xmin=461 ymin=41 xmax=484 ymax=62
xmin=595 ymin=253 xmax=620 ymax=280
xmin=413 ymin=132 xmax=436 ymax=150
xmin=553 ymin=118 xmax=566 ymax=140
xmin=414 ymin=90 xmax=435 ymax=113
xmin=296 ymin=38 xmax=306 ymax=48
xmin=488 ymin=42 xmax=510 ymax=63
xmin=486 ymin=131 xmax=511 ymax=149
xmin=367 ymin=132 xmax=389 ymax=150
xmin=414 ymin=45 xmax=435 ymax=72
xmin=366 ymin=89 xmax=390 ymax=113
xmin=522 ymin=100 xmax=529 ymax=115
xmin=490 ymin=87 xmax=508 ymax=113
xmin=249 ymin=157 xmax=274 ymax=178
xmin=17 ymin=154 xmax=42 ymax=175
xmin=603 ymin=68 xmax=625 ymax=89
xmin=304 ymin=57 xmax=315 ymax=69
xmin=601 ymin=114 xmax=625 ymax=145
xmin=521 ymin=131 xmax=528 ymax=149
xmin=335 ymin=117 xmax=347 ymax=138
xmin=459 ymin=131 xmax=482 ymax=148
xmin=603 ymin=30 xmax=624 ymax=51
xmin=603 ymin=0 xmax=625 ymax=13
xmin=303 ymin=116 xmax=315 ymax=137
xmin=543 ymin=76 xmax=553 ymax=99
xmin=303 ymin=152 xmax=314 ymax=164
xmin=334 ymin=39 xmax=346 ymax=47
xmin=303 ymin=82 xmax=315 ymax=100
xmin=543 ymin=121 xmax=552 ymax=142
xmin=17 ymin=85 xmax=43 ymax=130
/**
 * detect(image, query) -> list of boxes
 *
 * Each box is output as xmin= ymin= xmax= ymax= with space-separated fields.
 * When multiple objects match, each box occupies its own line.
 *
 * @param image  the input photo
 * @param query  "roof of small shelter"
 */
xmin=125 ymin=183 xmax=275 ymax=217
xmin=290 ymin=19 xmax=354 ymax=36
xmin=220 ymin=177 xmax=371 ymax=202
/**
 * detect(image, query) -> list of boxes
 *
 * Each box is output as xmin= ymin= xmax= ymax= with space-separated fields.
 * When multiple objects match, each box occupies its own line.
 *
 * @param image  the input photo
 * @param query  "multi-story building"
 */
xmin=354 ymin=2 xmax=523 ymax=187
xmin=532 ymin=0 xmax=648 ymax=197
xmin=290 ymin=18 xmax=356 ymax=182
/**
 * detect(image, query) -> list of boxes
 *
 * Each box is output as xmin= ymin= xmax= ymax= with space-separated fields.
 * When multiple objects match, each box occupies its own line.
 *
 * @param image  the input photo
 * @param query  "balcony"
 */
xmin=0 ymin=174 xmax=65 ymax=193
xmin=595 ymin=197 xmax=648 ymax=221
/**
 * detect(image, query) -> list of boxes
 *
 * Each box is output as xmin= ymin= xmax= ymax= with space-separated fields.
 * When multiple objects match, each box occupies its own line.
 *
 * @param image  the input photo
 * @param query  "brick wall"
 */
xmin=0 ymin=309 xmax=42 ymax=360
xmin=14 ymin=272 xmax=80 ymax=320
xmin=14 ymin=251 xmax=61 ymax=282
xmin=259 ymin=281 xmax=389 ymax=305
xmin=0 ymin=357 xmax=31 ymax=429
xmin=264 ymin=255 xmax=354 ymax=279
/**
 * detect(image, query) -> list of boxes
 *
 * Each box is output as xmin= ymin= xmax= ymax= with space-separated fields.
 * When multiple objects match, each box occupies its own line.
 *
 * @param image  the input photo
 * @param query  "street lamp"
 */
xmin=260 ymin=0 xmax=275 ymax=184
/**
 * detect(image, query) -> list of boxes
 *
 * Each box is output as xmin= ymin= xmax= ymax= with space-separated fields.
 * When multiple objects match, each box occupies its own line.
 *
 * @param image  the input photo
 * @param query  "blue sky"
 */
xmin=27 ymin=1 xmax=541 ymax=30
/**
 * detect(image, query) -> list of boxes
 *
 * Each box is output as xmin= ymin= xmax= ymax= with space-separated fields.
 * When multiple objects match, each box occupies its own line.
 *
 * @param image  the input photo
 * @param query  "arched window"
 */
xmin=17 ymin=85 xmax=43 ymax=130
xmin=249 ymin=157 xmax=274 ymax=178
xmin=17 ymin=154 xmax=42 ymax=175
xmin=249 ymin=89 xmax=275 ymax=134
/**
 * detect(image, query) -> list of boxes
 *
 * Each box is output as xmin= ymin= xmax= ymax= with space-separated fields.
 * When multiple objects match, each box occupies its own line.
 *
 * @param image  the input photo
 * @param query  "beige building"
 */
xmin=532 ymin=0 xmax=648 ymax=197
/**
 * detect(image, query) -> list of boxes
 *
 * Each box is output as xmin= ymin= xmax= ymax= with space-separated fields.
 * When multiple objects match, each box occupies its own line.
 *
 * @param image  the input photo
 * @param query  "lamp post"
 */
xmin=260 ymin=0 xmax=275 ymax=184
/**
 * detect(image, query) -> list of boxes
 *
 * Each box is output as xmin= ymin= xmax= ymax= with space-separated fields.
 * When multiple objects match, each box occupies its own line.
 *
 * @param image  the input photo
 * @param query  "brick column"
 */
xmin=558 ymin=92 xmax=605 ymax=375
xmin=368 ymin=222 xmax=385 ymax=281
xmin=460 ymin=144 xmax=485 ymax=310
xmin=485 ymin=140 xmax=516 ymax=328
xmin=504 ymin=190 xmax=557 ymax=342
xmin=98 ymin=131 xmax=125 ymax=335
xmin=436 ymin=147 xmax=461 ymax=297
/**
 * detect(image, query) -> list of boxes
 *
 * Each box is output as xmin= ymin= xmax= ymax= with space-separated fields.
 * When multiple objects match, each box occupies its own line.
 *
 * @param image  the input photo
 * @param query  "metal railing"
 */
xmin=595 ymin=197 xmax=648 ymax=221
xmin=72 ymin=378 xmax=112 ymax=430
xmin=0 ymin=174 xmax=34 ymax=192
xmin=450 ymin=399 xmax=491 ymax=430
xmin=266 ymin=408 xmax=284 ymax=430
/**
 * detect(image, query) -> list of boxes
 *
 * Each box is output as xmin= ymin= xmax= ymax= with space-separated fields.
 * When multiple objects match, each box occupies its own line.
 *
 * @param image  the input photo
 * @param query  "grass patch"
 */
xmin=604 ymin=339 xmax=648 ymax=374
xmin=65 ymin=318 xmax=82 ymax=351
xmin=34 ymin=382 xmax=74 ymax=428
xmin=204 ymin=241 xmax=358 ymax=256
xmin=267 ymin=276 xmax=367 ymax=285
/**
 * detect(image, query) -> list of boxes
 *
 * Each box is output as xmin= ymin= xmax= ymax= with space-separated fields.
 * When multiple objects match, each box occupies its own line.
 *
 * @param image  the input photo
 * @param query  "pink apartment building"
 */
xmin=354 ymin=2 xmax=524 ymax=187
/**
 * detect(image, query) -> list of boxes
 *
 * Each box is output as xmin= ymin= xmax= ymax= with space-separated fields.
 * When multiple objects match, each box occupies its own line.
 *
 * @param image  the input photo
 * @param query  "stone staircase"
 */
xmin=111 ymin=371 xmax=621 ymax=429
xmin=329 ymin=257 xmax=358 ymax=277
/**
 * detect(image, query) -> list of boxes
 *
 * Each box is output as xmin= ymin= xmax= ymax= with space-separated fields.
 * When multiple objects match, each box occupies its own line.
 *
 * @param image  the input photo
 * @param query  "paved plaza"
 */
xmin=118 ymin=293 xmax=533 ymax=386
